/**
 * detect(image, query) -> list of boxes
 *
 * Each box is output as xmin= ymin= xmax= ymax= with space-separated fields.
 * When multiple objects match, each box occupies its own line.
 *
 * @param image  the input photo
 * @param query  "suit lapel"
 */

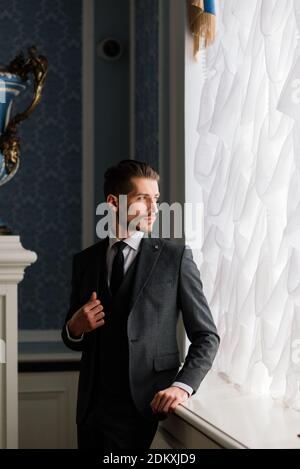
xmin=93 ymin=236 xmax=164 ymax=312
xmin=127 ymin=236 xmax=164 ymax=313
xmin=95 ymin=236 xmax=110 ymax=300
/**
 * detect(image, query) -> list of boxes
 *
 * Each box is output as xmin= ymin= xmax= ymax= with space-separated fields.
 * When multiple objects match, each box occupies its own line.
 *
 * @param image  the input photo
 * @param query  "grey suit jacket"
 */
xmin=61 ymin=236 xmax=220 ymax=424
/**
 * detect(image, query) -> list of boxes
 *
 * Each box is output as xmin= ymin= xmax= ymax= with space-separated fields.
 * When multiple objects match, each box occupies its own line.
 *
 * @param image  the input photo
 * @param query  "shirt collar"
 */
xmin=108 ymin=229 xmax=144 ymax=251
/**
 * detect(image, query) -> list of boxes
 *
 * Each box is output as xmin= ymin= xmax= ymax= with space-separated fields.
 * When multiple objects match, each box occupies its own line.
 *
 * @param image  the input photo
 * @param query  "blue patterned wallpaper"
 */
xmin=0 ymin=0 xmax=82 ymax=329
xmin=0 ymin=0 xmax=159 ymax=329
xmin=134 ymin=0 xmax=159 ymax=171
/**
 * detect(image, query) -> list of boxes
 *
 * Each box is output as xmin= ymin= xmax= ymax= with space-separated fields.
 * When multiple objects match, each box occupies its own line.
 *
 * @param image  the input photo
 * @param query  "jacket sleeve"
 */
xmin=174 ymin=246 xmax=220 ymax=394
xmin=61 ymin=253 xmax=87 ymax=352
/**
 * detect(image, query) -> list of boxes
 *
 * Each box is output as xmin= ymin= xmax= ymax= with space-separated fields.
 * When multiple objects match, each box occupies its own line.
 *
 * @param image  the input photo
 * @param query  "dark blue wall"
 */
xmin=93 ymin=0 xmax=159 ymax=231
xmin=134 ymin=0 xmax=159 ymax=171
xmin=0 ymin=0 xmax=82 ymax=329
xmin=0 ymin=0 xmax=159 ymax=329
xmin=94 ymin=0 xmax=130 ymax=220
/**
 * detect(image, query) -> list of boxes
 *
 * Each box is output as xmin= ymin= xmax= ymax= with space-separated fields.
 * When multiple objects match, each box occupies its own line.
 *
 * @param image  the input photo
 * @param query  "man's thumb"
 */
xmin=90 ymin=291 xmax=97 ymax=301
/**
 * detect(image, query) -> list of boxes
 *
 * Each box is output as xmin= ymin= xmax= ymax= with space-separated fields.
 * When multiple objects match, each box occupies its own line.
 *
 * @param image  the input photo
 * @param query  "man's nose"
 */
xmin=149 ymin=200 xmax=158 ymax=215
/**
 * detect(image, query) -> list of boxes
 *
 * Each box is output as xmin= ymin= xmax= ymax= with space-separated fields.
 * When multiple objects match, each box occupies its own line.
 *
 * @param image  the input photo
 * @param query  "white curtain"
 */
xmin=194 ymin=0 xmax=300 ymax=410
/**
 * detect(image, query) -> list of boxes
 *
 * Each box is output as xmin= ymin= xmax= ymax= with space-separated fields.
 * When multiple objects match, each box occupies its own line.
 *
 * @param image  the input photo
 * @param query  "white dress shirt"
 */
xmin=106 ymin=229 xmax=144 ymax=289
xmin=66 ymin=230 xmax=193 ymax=397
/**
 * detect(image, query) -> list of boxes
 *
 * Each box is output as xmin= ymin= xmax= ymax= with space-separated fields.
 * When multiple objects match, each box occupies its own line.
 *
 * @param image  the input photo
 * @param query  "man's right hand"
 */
xmin=67 ymin=292 xmax=105 ymax=338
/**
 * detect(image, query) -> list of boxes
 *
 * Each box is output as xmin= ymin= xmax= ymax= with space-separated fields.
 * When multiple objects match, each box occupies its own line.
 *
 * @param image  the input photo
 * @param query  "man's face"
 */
xmin=123 ymin=177 xmax=160 ymax=233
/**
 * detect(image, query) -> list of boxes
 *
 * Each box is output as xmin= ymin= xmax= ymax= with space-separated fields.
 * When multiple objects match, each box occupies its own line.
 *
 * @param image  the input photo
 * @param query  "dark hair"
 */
xmin=104 ymin=159 xmax=160 ymax=199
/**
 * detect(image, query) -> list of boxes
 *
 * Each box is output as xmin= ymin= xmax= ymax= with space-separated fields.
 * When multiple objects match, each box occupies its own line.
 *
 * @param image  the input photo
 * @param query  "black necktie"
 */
xmin=110 ymin=240 xmax=127 ymax=296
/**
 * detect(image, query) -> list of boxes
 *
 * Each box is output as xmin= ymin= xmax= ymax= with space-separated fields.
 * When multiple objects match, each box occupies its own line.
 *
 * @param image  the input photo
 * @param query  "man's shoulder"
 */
xmin=148 ymin=237 xmax=186 ymax=255
xmin=73 ymin=238 xmax=108 ymax=262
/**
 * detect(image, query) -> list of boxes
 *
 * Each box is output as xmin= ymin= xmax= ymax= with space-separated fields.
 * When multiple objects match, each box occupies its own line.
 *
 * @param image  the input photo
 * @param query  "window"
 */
xmin=185 ymin=0 xmax=300 ymax=412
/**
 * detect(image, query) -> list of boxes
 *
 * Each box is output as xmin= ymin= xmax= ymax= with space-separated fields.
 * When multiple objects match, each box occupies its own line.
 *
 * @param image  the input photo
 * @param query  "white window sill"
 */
xmin=173 ymin=372 xmax=300 ymax=449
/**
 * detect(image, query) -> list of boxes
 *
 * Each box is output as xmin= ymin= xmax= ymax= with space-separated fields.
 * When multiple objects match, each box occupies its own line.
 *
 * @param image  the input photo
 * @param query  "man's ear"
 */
xmin=107 ymin=194 xmax=118 ymax=212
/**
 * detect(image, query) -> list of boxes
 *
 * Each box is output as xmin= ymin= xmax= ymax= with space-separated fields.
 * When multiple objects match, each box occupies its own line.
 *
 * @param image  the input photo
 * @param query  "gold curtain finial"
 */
xmin=188 ymin=0 xmax=216 ymax=57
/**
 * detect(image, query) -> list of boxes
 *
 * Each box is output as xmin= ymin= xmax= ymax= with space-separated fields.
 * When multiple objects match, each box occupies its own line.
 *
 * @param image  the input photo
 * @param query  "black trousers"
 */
xmin=77 ymin=395 xmax=158 ymax=450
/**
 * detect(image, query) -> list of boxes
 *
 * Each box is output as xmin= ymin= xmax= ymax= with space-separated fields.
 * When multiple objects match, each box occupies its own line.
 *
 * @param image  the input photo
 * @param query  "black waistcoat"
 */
xmin=93 ymin=246 xmax=141 ymax=402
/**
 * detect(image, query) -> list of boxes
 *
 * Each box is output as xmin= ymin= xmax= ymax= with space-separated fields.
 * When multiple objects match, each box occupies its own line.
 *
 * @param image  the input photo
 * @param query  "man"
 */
xmin=61 ymin=159 xmax=219 ymax=450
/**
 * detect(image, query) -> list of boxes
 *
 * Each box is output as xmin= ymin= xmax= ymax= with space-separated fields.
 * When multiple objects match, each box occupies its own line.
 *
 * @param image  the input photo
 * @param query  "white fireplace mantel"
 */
xmin=0 ymin=235 xmax=37 ymax=448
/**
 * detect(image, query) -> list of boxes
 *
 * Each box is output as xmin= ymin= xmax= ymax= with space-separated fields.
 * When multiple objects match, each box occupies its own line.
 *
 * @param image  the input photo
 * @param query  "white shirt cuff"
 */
xmin=65 ymin=322 xmax=84 ymax=342
xmin=171 ymin=381 xmax=193 ymax=396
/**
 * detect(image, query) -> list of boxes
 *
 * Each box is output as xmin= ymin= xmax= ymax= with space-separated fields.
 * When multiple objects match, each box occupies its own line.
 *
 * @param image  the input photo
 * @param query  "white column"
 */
xmin=0 ymin=236 xmax=37 ymax=449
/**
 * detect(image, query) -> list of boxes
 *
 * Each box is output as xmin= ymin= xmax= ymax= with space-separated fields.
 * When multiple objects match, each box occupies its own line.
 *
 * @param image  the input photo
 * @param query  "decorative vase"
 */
xmin=0 ymin=46 xmax=48 ymax=234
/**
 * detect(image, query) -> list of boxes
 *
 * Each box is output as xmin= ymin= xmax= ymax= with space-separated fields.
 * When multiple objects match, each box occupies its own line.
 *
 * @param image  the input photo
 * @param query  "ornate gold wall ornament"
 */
xmin=0 ymin=46 xmax=48 ymax=184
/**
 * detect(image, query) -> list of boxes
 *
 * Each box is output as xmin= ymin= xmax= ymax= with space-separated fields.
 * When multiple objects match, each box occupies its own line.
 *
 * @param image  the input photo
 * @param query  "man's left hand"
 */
xmin=150 ymin=386 xmax=189 ymax=415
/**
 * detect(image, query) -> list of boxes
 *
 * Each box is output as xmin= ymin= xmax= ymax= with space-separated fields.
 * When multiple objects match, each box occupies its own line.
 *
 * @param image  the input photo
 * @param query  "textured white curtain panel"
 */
xmin=194 ymin=0 xmax=300 ymax=410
